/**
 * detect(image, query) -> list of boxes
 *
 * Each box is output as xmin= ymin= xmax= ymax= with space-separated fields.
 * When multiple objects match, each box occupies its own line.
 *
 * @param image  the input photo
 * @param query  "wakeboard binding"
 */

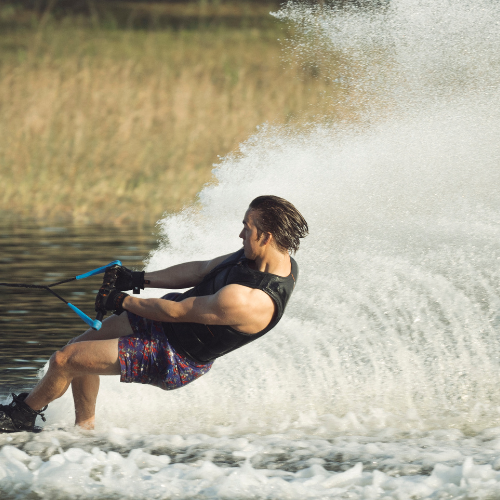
xmin=0 ymin=393 xmax=47 ymax=433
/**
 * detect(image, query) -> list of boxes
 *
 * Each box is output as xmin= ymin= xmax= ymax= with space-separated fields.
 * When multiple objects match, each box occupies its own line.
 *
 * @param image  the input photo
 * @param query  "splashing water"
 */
xmin=138 ymin=0 xmax=500 ymax=432
xmin=3 ymin=1 xmax=500 ymax=498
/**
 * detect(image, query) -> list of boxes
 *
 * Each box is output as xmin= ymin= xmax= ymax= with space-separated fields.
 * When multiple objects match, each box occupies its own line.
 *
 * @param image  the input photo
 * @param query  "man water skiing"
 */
xmin=0 ymin=196 xmax=308 ymax=432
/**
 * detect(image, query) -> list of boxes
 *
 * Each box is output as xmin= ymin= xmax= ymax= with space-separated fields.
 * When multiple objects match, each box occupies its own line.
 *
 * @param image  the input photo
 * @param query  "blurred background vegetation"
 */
xmin=0 ymin=0 xmax=353 ymax=225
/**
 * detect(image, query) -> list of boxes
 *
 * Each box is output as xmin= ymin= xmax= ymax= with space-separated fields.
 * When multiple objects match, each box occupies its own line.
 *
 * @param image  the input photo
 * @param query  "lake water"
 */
xmin=0 ymin=219 xmax=158 ymax=393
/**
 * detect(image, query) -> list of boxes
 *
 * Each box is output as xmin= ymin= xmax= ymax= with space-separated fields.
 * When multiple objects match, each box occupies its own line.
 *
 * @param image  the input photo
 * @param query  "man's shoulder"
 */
xmin=218 ymin=248 xmax=245 ymax=266
xmin=202 ymin=249 xmax=243 ymax=276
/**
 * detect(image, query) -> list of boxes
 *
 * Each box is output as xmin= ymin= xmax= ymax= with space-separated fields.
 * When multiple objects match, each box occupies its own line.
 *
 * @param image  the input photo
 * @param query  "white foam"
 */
xmin=3 ymin=425 xmax=500 ymax=499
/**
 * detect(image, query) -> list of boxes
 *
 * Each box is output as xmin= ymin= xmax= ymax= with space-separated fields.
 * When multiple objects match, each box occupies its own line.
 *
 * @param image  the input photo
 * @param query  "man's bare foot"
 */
xmin=76 ymin=417 xmax=95 ymax=430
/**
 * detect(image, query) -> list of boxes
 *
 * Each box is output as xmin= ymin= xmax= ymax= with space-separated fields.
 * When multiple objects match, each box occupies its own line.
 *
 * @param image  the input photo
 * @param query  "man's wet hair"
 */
xmin=249 ymin=195 xmax=308 ymax=254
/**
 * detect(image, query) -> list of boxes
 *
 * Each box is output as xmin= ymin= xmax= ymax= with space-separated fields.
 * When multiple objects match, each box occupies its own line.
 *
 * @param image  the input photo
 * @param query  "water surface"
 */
xmin=0 ymin=219 xmax=157 ymax=394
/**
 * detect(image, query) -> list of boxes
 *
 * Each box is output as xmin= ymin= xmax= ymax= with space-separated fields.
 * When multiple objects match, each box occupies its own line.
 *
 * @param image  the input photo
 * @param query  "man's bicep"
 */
xmin=171 ymin=295 xmax=222 ymax=324
xmin=174 ymin=287 xmax=247 ymax=325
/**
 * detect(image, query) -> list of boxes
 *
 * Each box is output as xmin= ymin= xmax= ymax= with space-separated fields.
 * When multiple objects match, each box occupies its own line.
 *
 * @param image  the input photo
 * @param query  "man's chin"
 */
xmin=242 ymin=248 xmax=254 ymax=260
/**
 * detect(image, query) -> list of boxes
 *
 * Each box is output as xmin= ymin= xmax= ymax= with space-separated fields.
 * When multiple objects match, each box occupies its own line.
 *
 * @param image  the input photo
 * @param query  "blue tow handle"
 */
xmin=75 ymin=260 xmax=122 ymax=280
xmin=73 ymin=260 xmax=122 ymax=329
xmin=67 ymin=303 xmax=102 ymax=330
xmin=1 ymin=260 xmax=123 ymax=331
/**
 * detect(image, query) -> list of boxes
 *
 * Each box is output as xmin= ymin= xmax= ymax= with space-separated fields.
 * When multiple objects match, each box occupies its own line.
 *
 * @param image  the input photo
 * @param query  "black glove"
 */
xmin=106 ymin=265 xmax=149 ymax=294
xmin=101 ymin=265 xmax=121 ymax=288
xmin=95 ymin=286 xmax=129 ymax=316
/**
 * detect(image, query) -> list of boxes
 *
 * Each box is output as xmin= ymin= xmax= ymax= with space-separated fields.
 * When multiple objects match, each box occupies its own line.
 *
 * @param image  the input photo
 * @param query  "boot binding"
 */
xmin=0 ymin=393 xmax=47 ymax=433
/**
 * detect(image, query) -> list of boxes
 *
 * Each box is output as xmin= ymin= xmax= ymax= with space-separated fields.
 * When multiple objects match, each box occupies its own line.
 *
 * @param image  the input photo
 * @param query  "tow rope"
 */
xmin=0 ymin=260 xmax=122 ymax=331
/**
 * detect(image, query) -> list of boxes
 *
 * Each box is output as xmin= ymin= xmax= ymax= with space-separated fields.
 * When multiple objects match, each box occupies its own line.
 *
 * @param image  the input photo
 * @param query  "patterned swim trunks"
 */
xmin=118 ymin=293 xmax=213 ymax=391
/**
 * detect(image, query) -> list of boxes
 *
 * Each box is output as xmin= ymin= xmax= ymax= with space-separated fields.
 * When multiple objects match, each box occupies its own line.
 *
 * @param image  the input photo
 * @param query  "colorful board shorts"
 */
xmin=118 ymin=293 xmax=213 ymax=391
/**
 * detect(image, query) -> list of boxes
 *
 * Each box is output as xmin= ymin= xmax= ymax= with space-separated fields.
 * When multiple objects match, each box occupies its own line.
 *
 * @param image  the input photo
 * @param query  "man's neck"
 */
xmin=252 ymin=250 xmax=291 ymax=277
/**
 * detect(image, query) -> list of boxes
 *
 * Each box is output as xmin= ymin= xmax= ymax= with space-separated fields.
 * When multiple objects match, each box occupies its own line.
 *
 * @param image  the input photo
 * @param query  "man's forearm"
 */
xmin=144 ymin=261 xmax=207 ymax=289
xmin=144 ymin=252 xmax=232 ymax=289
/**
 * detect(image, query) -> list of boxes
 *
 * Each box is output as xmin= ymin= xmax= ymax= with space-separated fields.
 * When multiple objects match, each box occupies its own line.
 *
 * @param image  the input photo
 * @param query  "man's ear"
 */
xmin=261 ymin=232 xmax=273 ymax=246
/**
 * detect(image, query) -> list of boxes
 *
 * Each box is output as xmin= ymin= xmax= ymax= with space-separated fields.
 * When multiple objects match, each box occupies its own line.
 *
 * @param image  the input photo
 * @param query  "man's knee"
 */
xmin=49 ymin=347 xmax=72 ymax=372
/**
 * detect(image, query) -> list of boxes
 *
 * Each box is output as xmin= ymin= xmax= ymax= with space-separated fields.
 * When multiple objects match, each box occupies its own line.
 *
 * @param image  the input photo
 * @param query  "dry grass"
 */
xmin=0 ymin=10 xmax=351 ymax=224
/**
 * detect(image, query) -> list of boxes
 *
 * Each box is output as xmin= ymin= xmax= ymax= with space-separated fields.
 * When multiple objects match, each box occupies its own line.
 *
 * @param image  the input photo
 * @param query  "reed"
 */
xmin=0 ymin=11 xmax=349 ymax=224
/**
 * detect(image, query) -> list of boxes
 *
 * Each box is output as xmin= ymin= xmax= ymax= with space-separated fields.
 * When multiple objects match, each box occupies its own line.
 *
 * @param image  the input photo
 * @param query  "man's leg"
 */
xmin=68 ymin=311 xmax=133 ymax=345
xmin=24 ymin=337 xmax=120 ymax=409
xmin=66 ymin=313 xmax=133 ymax=428
xmin=24 ymin=313 xmax=133 ymax=429
xmin=71 ymin=375 xmax=100 ymax=429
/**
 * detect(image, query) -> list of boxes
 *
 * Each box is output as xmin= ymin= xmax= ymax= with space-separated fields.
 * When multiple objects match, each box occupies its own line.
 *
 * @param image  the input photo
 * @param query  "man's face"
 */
xmin=239 ymin=209 xmax=263 ymax=259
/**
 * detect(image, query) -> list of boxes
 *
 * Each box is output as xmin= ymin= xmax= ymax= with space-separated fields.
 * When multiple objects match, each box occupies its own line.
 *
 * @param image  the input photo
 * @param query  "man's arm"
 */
xmin=145 ymin=252 xmax=234 ymax=289
xmin=122 ymin=284 xmax=275 ymax=334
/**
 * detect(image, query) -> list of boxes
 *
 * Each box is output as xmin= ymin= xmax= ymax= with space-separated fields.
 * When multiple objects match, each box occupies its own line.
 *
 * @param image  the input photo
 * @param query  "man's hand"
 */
xmin=106 ymin=265 xmax=148 ymax=294
xmin=95 ymin=285 xmax=129 ymax=316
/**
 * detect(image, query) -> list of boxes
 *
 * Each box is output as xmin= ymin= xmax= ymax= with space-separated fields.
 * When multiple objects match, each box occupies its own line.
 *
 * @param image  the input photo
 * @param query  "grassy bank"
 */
xmin=0 ymin=3 xmax=349 ymax=225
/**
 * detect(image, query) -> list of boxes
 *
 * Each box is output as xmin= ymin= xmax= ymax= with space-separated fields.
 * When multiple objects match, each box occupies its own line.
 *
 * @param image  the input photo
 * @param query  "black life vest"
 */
xmin=162 ymin=248 xmax=298 ymax=364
